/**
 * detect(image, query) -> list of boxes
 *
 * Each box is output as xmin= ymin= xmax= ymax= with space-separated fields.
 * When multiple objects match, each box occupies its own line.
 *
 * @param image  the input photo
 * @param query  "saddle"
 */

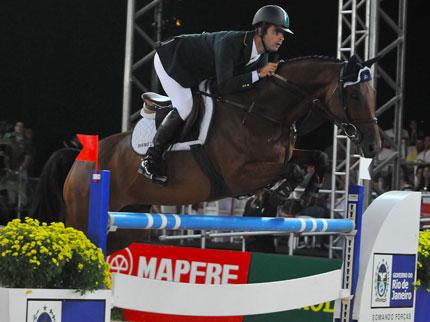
xmin=141 ymin=91 xmax=204 ymax=142
xmin=132 ymin=81 xmax=231 ymax=199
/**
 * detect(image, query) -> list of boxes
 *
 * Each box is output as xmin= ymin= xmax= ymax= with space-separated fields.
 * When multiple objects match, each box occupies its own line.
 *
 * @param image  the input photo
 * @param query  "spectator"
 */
xmin=408 ymin=120 xmax=419 ymax=146
xmin=0 ymin=121 xmax=13 ymax=170
xmin=414 ymin=165 xmax=423 ymax=188
xmin=3 ymin=122 xmax=33 ymax=173
xmin=399 ymin=165 xmax=414 ymax=191
xmin=384 ymin=122 xmax=409 ymax=142
xmin=2 ymin=121 xmax=34 ymax=207
xmin=416 ymin=135 xmax=430 ymax=163
xmin=374 ymin=137 xmax=396 ymax=191
xmin=406 ymin=136 xmax=424 ymax=162
xmin=415 ymin=164 xmax=430 ymax=192
xmin=296 ymin=165 xmax=329 ymax=219
xmin=293 ymin=164 xmax=330 ymax=249
xmin=243 ymin=190 xmax=278 ymax=253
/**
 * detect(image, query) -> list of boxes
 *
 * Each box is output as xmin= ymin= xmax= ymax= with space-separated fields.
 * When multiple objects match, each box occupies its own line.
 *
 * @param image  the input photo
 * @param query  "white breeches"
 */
xmin=154 ymin=53 xmax=193 ymax=120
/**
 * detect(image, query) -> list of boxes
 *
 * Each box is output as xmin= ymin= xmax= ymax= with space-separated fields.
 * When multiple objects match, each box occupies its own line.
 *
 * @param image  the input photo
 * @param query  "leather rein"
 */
xmin=199 ymin=62 xmax=377 ymax=142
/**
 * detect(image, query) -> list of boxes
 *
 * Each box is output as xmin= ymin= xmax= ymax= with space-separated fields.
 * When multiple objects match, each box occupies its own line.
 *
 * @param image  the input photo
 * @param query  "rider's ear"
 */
xmin=255 ymin=22 xmax=268 ymax=37
xmin=256 ymin=26 xmax=264 ymax=37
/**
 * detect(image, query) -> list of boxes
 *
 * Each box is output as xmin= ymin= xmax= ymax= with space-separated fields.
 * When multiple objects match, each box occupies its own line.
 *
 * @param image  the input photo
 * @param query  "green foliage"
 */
xmin=0 ymin=217 xmax=111 ymax=294
xmin=417 ymin=230 xmax=430 ymax=291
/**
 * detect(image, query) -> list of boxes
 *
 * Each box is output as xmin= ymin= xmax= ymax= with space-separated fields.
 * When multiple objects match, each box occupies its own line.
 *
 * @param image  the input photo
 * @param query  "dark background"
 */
xmin=1 ymin=0 xmax=427 ymax=176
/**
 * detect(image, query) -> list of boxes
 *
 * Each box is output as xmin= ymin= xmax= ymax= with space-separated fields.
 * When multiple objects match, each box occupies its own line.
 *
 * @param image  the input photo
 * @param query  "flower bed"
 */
xmin=415 ymin=230 xmax=430 ymax=322
xmin=417 ymin=230 xmax=430 ymax=291
xmin=0 ymin=217 xmax=111 ymax=294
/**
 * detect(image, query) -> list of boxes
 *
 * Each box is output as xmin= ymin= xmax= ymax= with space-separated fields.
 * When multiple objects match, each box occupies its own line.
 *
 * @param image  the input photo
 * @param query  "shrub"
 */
xmin=417 ymin=230 xmax=430 ymax=291
xmin=0 ymin=217 xmax=111 ymax=294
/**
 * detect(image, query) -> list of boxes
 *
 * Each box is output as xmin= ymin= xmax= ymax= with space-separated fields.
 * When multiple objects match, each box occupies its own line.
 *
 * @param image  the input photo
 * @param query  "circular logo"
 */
xmin=374 ymin=260 xmax=390 ymax=298
xmin=107 ymin=247 xmax=133 ymax=275
xmin=32 ymin=307 xmax=57 ymax=322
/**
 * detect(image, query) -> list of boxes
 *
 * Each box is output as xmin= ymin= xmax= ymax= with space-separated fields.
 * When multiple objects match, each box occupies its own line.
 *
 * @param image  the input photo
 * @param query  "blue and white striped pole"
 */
xmin=87 ymin=170 xmax=355 ymax=252
xmin=109 ymin=212 xmax=355 ymax=233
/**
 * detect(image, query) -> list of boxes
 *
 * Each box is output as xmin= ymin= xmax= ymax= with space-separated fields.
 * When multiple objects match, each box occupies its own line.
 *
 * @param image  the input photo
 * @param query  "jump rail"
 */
xmin=108 ymin=212 xmax=355 ymax=233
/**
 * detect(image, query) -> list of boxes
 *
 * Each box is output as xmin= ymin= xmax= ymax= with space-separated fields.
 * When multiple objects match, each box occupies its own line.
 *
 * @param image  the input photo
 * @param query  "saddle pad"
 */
xmin=131 ymin=81 xmax=214 ymax=155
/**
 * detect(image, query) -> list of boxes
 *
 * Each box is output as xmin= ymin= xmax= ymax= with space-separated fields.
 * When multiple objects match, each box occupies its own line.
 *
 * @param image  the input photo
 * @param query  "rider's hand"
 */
xmin=258 ymin=62 xmax=279 ymax=78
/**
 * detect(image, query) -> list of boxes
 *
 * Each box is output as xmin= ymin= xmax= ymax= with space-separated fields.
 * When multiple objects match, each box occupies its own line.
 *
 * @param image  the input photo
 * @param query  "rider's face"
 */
xmin=263 ymin=25 xmax=285 ymax=52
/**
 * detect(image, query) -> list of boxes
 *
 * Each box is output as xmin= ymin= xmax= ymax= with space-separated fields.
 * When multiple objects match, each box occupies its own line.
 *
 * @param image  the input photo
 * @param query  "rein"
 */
xmin=196 ymin=90 xmax=283 ymax=125
xmin=197 ymin=61 xmax=377 ymax=142
xmin=270 ymin=67 xmax=377 ymax=142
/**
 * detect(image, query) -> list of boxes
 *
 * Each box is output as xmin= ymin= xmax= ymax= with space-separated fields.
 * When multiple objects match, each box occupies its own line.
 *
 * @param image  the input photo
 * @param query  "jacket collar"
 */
xmin=242 ymin=30 xmax=256 ymax=47
xmin=242 ymin=30 xmax=256 ymax=61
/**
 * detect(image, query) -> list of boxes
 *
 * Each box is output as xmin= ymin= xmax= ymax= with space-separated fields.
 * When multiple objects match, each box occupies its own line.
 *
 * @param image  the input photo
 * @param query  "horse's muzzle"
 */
xmin=361 ymin=137 xmax=381 ymax=158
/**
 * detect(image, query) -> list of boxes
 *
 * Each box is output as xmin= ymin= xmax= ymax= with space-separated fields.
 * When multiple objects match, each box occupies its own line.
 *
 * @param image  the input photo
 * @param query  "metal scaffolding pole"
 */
xmin=332 ymin=0 xmax=372 ymax=259
xmin=372 ymin=0 xmax=407 ymax=189
xmin=332 ymin=0 xmax=408 ymax=258
xmin=121 ymin=0 xmax=163 ymax=132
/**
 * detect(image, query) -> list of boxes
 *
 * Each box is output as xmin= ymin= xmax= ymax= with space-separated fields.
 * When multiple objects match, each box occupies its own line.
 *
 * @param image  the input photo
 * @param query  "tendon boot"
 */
xmin=138 ymin=109 xmax=185 ymax=184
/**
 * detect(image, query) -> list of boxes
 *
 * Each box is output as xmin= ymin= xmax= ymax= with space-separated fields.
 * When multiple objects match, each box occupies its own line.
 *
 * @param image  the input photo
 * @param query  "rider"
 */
xmin=139 ymin=5 xmax=293 ymax=184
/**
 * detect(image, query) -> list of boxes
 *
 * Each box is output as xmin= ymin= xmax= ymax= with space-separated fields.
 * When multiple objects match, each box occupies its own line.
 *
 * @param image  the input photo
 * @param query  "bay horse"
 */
xmin=44 ymin=55 xmax=381 ymax=253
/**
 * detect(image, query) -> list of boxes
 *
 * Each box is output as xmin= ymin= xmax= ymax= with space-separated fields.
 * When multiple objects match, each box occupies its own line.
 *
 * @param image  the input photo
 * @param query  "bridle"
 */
xmin=270 ymin=62 xmax=378 ymax=142
xmin=209 ymin=61 xmax=377 ymax=143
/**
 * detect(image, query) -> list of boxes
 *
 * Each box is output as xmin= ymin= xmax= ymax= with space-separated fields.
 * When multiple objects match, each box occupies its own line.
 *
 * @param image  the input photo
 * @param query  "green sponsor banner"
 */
xmin=245 ymin=253 xmax=342 ymax=322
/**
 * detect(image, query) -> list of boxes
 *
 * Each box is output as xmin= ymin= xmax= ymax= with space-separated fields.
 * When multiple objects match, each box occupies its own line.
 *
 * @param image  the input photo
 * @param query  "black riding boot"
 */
xmin=138 ymin=109 xmax=185 ymax=184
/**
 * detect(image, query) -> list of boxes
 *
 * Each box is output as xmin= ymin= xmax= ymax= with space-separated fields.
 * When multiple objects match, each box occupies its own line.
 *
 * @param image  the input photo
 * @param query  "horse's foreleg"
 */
xmin=289 ymin=149 xmax=329 ymax=180
xmin=287 ymin=149 xmax=329 ymax=208
xmin=264 ymin=150 xmax=328 ymax=203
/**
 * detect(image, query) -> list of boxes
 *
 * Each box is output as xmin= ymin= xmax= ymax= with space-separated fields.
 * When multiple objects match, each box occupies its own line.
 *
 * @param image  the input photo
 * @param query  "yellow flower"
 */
xmin=1 ymin=217 xmax=112 ymax=293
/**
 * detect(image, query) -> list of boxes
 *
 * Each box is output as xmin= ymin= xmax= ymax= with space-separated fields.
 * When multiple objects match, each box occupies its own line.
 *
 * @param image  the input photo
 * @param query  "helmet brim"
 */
xmin=279 ymin=27 xmax=294 ymax=35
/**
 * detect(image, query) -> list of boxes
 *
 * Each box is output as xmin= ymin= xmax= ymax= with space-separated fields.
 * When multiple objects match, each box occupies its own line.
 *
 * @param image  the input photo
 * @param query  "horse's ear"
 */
xmin=347 ymin=55 xmax=358 ymax=66
xmin=362 ymin=55 xmax=381 ymax=67
xmin=344 ymin=55 xmax=359 ymax=75
xmin=348 ymin=55 xmax=358 ymax=63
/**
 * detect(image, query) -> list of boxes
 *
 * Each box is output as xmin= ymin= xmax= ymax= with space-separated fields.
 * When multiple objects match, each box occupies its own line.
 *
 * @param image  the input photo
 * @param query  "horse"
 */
xmin=36 ymin=55 xmax=381 ymax=254
xmin=29 ymin=147 xmax=80 ymax=223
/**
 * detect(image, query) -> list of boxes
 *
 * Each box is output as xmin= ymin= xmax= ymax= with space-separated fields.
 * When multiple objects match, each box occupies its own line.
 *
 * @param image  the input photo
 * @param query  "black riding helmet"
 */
xmin=252 ymin=5 xmax=293 ymax=34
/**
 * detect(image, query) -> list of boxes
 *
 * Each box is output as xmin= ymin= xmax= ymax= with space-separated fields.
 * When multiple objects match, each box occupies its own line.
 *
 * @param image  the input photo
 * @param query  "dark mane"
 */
xmin=283 ymin=55 xmax=342 ymax=64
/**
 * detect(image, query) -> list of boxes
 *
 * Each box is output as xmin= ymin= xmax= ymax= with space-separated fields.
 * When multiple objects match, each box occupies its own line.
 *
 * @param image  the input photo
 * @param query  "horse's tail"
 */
xmin=30 ymin=148 xmax=79 ymax=223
